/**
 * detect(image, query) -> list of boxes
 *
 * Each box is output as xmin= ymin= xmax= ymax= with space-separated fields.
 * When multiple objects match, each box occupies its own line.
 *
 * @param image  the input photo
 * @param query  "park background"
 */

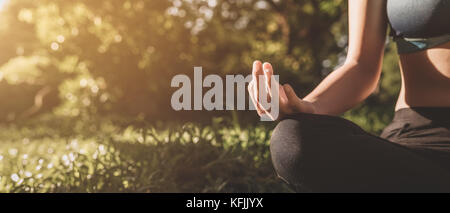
xmin=0 ymin=0 xmax=401 ymax=192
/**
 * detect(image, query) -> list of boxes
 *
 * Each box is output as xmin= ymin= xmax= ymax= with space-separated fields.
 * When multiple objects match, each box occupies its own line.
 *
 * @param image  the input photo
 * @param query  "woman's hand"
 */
xmin=247 ymin=61 xmax=316 ymax=121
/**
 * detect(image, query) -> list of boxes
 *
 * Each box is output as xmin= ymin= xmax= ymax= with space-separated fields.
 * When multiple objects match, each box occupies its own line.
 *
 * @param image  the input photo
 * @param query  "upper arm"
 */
xmin=346 ymin=0 xmax=388 ymax=68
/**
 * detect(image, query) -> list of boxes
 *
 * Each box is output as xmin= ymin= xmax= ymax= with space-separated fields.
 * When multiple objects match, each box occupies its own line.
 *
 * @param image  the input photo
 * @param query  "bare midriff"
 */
xmin=395 ymin=41 xmax=450 ymax=111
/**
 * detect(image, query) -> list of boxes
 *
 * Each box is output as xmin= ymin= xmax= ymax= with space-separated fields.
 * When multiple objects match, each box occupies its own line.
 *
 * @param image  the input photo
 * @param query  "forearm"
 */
xmin=303 ymin=59 xmax=382 ymax=115
xmin=294 ymin=0 xmax=387 ymax=116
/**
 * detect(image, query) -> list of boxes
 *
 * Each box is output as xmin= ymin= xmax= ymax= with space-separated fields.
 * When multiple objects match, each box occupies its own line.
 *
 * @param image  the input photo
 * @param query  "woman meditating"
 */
xmin=248 ymin=0 xmax=450 ymax=192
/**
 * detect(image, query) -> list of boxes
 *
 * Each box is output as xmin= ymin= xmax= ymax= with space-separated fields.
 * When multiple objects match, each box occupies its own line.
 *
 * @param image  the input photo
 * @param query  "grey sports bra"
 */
xmin=387 ymin=0 xmax=450 ymax=54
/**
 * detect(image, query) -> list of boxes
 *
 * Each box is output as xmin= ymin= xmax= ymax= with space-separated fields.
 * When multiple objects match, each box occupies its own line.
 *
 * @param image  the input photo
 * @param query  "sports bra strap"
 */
xmin=393 ymin=34 xmax=450 ymax=54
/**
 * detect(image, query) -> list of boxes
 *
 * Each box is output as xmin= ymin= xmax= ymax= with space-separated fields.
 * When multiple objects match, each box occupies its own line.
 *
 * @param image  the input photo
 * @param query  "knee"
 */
xmin=270 ymin=117 xmax=314 ymax=158
xmin=270 ymin=118 xmax=305 ymax=155
xmin=270 ymin=118 xmax=307 ymax=190
xmin=269 ymin=115 xmax=360 ymax=192
xmin=270 ymin=113 xmax=345 ymax=156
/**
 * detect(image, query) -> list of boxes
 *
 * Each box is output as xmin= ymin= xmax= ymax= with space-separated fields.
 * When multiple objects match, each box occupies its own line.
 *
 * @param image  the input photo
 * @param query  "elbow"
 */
xmin=346 ymin=56 xmax=383 ymax=81
xmin=345 ymin=55 xmax=383 ymax=74
xmin=345 ymin=58 xmax=383 ymax=97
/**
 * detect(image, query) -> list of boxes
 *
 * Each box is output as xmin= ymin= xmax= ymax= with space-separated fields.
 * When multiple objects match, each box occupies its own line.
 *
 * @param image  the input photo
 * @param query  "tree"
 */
xmin=0 ymin=0 xmax=400 ymax=132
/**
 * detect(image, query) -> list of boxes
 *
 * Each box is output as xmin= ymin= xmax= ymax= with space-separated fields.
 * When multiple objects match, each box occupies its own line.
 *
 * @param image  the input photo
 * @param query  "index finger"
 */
xmin=263 ymin=62 xmax=274 ymax=95
xmin=252 ymin=60 xmax=264 ymax=109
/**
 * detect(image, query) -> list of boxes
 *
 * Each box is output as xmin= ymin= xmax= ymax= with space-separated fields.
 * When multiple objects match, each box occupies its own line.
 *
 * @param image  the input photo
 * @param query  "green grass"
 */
xmin=0 ymin=103 xmax=393 ymax=193
xmin=0 ymin=115 xmax=291 ymax=193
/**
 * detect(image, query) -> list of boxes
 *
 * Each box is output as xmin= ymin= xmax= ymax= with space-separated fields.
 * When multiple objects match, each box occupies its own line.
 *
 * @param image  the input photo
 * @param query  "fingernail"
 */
xmin=284 ymin=85 xmax=290 ymax=92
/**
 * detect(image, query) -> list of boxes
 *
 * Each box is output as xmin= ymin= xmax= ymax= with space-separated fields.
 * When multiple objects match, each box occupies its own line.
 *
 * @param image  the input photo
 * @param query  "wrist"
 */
xmin=302 ymin=97 xmax=320 ymax=115
xmin=305 ymin=100 xmax=318 ymax=114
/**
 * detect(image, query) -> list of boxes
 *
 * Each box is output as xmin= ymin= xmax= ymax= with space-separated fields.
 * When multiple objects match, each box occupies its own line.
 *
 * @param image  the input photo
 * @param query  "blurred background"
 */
xmin=0 ymin=0 xmax=401 ymax=192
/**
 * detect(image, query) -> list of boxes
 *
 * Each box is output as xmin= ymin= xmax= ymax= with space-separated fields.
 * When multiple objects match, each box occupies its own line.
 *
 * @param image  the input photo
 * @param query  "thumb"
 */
xmin=283 ymin=84 xmax=299 ymax=101
xmin=283 ymin=84 xmax=303 ymax=109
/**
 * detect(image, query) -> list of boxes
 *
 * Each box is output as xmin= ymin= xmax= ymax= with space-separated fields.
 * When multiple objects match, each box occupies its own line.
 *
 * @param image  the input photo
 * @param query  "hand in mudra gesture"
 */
xmin=247 ymin=61 xmax=316 ymax=121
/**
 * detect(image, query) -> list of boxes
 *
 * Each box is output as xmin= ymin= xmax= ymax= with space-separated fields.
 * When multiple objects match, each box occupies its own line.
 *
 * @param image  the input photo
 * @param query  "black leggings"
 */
xmin=270 ymin=107 xmax=450 ymax=192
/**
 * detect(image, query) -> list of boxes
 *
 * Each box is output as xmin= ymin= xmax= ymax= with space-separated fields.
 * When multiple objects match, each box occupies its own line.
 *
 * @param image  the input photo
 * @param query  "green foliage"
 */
xmin=0 ymin=0 xmax=351 ymax=121
xmin=0 ymin=0 xmax=401 ymax=127
xmin=0 ymin=0 xmax=403 ymax=192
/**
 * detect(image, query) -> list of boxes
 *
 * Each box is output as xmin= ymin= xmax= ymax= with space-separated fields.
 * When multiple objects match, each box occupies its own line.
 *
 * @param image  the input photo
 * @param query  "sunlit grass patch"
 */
xmin=0 ymin=115 xmax=291 ymax=193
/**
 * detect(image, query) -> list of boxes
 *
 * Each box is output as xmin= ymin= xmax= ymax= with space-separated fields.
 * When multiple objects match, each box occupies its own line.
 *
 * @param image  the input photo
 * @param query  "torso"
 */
xmin=395 ymin=41 xmax=450 ymax=111
xmin=386 ymin=0 xmax=450 ymax=111
xmin=387 ymin=0 xmax=450 ymax=38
